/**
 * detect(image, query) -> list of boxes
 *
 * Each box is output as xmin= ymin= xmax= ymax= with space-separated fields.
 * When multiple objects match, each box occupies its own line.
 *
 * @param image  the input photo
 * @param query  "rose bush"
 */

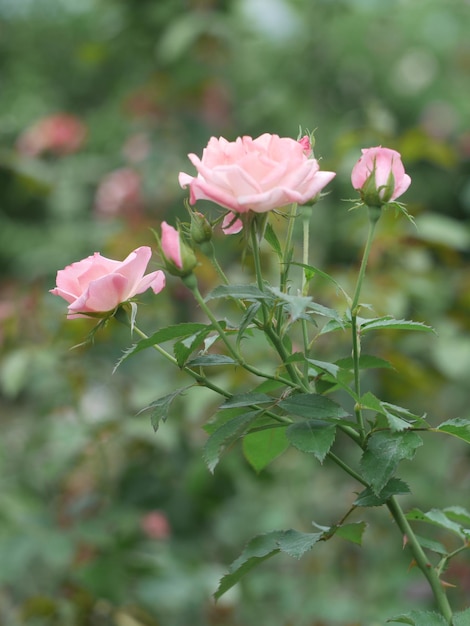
xmin=51 ymin=246 xmax=165 ymax=318
xmin=351 ymin=146 xmax=411 ymax=206
xmin=178 ymin=133 xmax=335 ymax=229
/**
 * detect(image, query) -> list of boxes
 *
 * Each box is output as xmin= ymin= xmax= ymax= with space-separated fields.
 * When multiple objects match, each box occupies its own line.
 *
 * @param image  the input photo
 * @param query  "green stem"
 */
xmin=189 ymin=282 xmax=300 ymax=389
xmin=387 ymin=496 xmax=453 ymax=624
xmin=279 ymin=203 xmax=298 ymax=295
xmin=350 ymin=208 xmax=380 ymax=440
xmin=249 ymin=221 xmax=309 ymax=392
xmin=132 ymin=324 xmax=292 ymax=425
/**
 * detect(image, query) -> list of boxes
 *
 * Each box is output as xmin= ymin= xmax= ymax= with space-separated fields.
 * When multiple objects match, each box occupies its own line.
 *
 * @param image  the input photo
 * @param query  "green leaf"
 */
xmin=221 ymin=392 xmax=276 ymax=409
xmin=360 ymin=392 xmax=421 ymax=432
xmin=286 ymin=420 xmax=336 ymax=463
xmin=354 ymin=478 xmax=411 ymax=507
xmin=306 ymin=358 xmax=341 ymax=379
xmin=414 ymin=535 xmax=448 ymax=556
xmin=205 ymin=284 xmax=271 ymax=302
xmin=360 ymin=431 xmax=423 ymax=495
xmin=264 ymin=222 xmax=282 ymax=258
xmin=334 ymin=522 xmax=367 ymax=545
xmin=279 ymin=393 xmax=349 ymax=420
xmin=267 ymin=287 xmax=313 ymax=323
xmin=113 ymin=323 xmax=209 ymax=371
xmin=214 ymin=531 xmax=282 ymax=600
xmin=186 ymin=354 xmax=237 ymax=367
xmin=237 ymin=301 xmax=261 ymax=348
xmin=243 ymin=427 xmax=289 ymax=472
xmin=173 ymin=326 xmax=219 ymax=367
xmin=138 ymin=386 xmax=192 ymax=431
xmin=214 ymin=529 xmax=322 ymax=600
xmin=360 ymin=316 xmax=434 ymax=334
xmin=442 ymin=506 xmax=470 ymax=528
xmin=203 ymin=410 xmax=263 ymax=472
xmin=434 ymin=418 xmax=470 ymax=444
xmin=387 ymin=610 xmax=448 ymax=625
xmin=453 ymin=607 xmax=470 ymax=626
xmin=276 ymin=529 xmax=322 ymax=558
xmin=406 ymin=508 xmax=465 ymax=538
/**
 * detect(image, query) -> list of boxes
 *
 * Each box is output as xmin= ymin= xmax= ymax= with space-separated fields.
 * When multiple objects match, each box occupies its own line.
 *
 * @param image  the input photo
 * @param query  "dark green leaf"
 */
xmin=243 ymin=427 xmax=289 ymax=472
xmin=214 ymin=529 xmax=322 ymax=600
xmin=221 ymin=392 xmax=276 ymax=409
xmin=204 ymin=410 xmax=263 ymax=472
xmin=334 ymin=522 xmax=367 ymax=545
xmin=173 ymin=326 xmax=218 ymax=367
xmin=360 ymin=316 xmax=434 ymax=334
xmin=186 ymin=354 xmax=237 ymax=367
xmin=387 ymin=610 xmax=447 ymax=625
xmin=443 ymin=506 xmax=470 ymax=528
xmin=279 ymin=393 xmax=349 ymax=420
xmin=405 ymin=508 xmax=464 ymax=537
xmin=214 ymin=531 xmax=282 ymax=600
xmin=360 ymin=392 xmax=419 ymax=432
xmin=319 ymin=319 xmax=350 ymax=335
xmin=453 ymin=608 xmax=470 ymax=626
xmin=286 ymin=420 xmax=336 ymax=463
xmin=138 ymin=386 xmax=192 ymax=432
xmin=264 ymin=222 xmax=283 ymax=258
xmin=237 ymin=301 xmax=261 ymax=348
xmin=355 ymin=478 xmax=411 ymax=507
xmin=113 ymin=323 xmax=210 ymax=371
xmin=205 ymin=284 xmax=270 ymax=302
xmin=360 ymin=431 xmax=423 ymax=495
xmin=276 ymin=529 xmax=322 ymax=558
xmin=434 ymin=418 xmax=470 ymax=444
xmin=414 ymin=535 xmax=448 ymax=556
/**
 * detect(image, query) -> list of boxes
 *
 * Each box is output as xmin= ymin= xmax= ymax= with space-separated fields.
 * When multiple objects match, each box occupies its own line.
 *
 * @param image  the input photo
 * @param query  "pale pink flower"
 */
xmin=178 ymin=133 xmax=336 ymax=224
xmin=51 ymin=246 xmax=165 ymax=319
xmin=94 ymin=168 xmax=142 ymax=218
xmin=351 ymin=146 xmax=411 ymax=205
xmin=17 ymin=113 xmax=86 ymax=157
xmin=140 ymin=511 xmax=171 ymax=540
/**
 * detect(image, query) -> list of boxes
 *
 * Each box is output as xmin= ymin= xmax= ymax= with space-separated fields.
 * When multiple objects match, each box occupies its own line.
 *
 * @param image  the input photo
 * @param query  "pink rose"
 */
xmin=178 ymin=133 xmax=336 ymax=226
xmin=351 ymin=146 xmax=411 ymax=206
xmin=51 ymin=246 xmax=165 ymax=318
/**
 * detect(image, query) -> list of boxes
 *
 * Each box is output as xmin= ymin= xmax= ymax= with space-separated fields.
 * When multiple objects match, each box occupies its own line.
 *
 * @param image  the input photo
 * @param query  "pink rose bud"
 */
xmin=50 ymin=246 xmax=165 ymax=319
xmin=140 ymin=510 xmax=171 ymax=540
xmin=159 ymin=222 xmax=197 ymax=277
xmin=178 ymin=133 xmax=336 ymax=230
xmin=351 ymin=146 xmax=411 ymax=207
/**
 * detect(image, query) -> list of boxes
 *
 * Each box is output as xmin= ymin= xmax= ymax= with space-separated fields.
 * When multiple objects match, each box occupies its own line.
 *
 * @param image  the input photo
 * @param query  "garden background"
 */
xmin=1 ymin=0 xmax=470 ymax=624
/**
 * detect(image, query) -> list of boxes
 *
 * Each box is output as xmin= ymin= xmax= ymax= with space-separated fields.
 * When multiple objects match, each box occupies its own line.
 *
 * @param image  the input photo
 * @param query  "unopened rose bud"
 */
xmin=189 ymin=210 xmax=213 ymax=245
xmin=351 ymin=146 xmax=411 ymax=208
xmin=158 ymin=221 xmax=197 ymax=277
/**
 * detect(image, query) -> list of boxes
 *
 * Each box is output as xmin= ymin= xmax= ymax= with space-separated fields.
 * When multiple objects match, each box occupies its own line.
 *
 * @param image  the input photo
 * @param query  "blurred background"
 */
xmin=1 ymin=0 xmax=470 ymax=624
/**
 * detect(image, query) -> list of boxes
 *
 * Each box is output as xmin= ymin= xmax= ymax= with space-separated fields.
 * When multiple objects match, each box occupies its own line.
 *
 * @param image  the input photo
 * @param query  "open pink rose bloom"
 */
xmin=51 ymin=246 xmax=165 ymax=318
xmin=179 ymin=133 xmax=336 ymax=231
xmin=351 ymin=146 xmax=411 ymax=203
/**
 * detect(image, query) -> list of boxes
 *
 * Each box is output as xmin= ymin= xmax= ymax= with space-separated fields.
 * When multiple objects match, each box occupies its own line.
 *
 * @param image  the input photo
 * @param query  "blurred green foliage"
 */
xmin=1 ymin=0 xmax=470 ymax=624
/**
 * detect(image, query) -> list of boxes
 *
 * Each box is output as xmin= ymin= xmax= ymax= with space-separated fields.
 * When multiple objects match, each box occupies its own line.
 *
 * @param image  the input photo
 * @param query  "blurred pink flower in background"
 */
xmin=16 ymin=113 xmax=87 ymax=157
xmin=50 ymin=246 xmax=165 ymax=319
xmin=179 ymin=133 xmax=336 ymax=231
xmin=140 ymin=510 xmax=171 ymax=540
xmin=94 ymin=167 xmax=143 ymax=218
